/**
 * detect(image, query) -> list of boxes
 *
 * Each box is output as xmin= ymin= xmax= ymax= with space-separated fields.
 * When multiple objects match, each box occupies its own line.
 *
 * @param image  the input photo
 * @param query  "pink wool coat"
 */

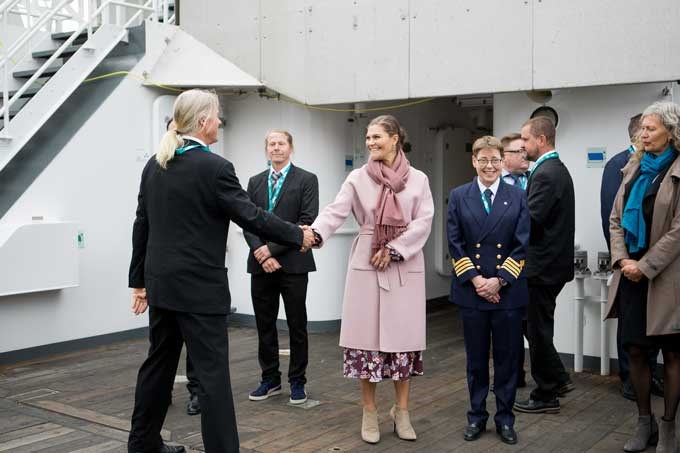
xmin=312 ymin=165 xmax=434 ymax=352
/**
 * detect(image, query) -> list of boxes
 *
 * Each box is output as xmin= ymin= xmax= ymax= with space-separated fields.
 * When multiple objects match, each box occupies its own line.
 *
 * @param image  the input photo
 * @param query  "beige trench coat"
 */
xmin=312 ymin=165 xmax=434 ymax=352
xmin=604 ymin=155 xmax=680 ymax=336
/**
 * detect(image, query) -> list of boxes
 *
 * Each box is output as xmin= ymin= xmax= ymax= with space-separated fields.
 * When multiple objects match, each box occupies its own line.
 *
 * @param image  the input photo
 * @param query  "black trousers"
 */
xmin=461 ymin=307 xmax=523 ymax=428
xmin=128 ymin=306 xmax=239 ymax=453
xmin=251 ymin=272 xmax=309 ymax=385
xmin=527 ymin=282 xmax=571 ymax=402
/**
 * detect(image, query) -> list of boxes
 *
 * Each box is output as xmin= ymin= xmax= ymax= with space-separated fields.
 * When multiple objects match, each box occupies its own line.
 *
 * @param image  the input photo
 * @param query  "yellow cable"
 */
xmin=81 ymin=70 xmax=436 ymax=113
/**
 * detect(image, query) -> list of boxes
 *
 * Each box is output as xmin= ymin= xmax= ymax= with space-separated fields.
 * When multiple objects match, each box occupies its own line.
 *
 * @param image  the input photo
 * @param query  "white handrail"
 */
xmin=0 ymin=0 xmax=21 ymax=16
xmin=3 ymin=0 xmax=71 ymax=63
xmin=0 ymin=0 xmax=172 ymax=134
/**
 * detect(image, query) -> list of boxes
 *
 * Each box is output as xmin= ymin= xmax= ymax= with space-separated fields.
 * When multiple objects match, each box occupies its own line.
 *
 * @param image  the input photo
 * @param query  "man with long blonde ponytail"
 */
xmin=128 ymin=89 xmax=315 ymax=453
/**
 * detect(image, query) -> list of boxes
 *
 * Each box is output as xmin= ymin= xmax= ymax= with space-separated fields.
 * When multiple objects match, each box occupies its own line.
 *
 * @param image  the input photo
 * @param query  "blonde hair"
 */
xmin=156 ymin=89 xmax=219 ymax=169
xmin=631 ymin=101 xmax=680 ymax=163
xmin=472 ymin=135 xmax=504 ymax=157
xmin=264 ymin=130 xmax=294 ymax=150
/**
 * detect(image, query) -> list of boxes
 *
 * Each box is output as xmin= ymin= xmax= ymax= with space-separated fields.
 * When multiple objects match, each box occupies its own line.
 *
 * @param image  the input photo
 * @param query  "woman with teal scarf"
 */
xmin=605 ymin=101 xmax=680 ymax=453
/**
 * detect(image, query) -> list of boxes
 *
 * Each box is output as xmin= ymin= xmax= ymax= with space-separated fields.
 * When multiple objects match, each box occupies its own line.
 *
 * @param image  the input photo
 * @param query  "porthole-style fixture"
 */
xmin=530 ymin=105 xmax=559 ymax=129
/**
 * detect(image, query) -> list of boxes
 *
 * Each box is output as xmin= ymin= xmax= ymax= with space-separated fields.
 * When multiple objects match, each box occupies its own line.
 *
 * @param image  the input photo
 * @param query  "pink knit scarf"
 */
xmin=366 ymin=149 xmax=411 ymax=253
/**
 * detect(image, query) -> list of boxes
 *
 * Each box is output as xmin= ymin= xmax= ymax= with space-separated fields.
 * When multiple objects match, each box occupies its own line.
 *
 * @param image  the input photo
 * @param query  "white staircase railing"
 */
xmin=0 ymin=0 xmax=174 ymax=140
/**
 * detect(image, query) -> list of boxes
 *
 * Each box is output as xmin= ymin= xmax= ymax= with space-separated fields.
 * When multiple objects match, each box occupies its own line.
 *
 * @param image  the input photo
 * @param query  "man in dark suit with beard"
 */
xmin=514 ymin=117 xmax=575 ymax=415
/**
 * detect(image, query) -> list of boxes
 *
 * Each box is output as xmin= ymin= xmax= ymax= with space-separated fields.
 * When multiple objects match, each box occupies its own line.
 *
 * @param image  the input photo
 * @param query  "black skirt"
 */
xmin=616 ymin=276 xmax=680 ymax=352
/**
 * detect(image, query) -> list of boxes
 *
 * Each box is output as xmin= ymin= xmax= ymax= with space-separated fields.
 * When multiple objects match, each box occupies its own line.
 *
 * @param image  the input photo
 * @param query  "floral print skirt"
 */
xmin=343 ymin=348 xmax=424 ymax=383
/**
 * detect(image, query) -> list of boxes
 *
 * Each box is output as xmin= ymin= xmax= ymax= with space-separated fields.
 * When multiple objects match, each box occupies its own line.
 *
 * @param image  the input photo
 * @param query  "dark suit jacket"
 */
xmin=525 ymin=156 xmax=575 ymax=285
xmin=447 ymin=178 xmax=530 ymax=310
xmin=600 ymin=148 xmax=631 ymax=250
xmin=244 ymin=165 xmax=319 ymax=274
xmin=128 ymin=142 xmax=303 ymax=315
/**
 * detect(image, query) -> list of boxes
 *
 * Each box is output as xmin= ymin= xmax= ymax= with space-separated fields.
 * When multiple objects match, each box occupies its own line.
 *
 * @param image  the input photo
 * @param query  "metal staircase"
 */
xmin=0 ymin=0 xmax=175 ymax=172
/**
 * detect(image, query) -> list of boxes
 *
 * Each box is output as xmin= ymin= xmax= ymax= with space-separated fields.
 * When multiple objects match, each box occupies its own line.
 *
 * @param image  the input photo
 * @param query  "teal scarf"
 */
xmin=622 ymin=147 xmax=677 ymax=253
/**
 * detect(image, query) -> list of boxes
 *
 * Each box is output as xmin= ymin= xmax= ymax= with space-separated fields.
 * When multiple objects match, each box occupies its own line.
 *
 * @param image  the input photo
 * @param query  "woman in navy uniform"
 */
xmin=447 ymin=136 xmax=530 ymax=445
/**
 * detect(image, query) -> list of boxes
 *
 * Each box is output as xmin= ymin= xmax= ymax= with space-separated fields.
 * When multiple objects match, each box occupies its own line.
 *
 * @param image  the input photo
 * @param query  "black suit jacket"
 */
xmin=128 ymin=142 xmax=303 ymax=315
xmin=525 ymin=156 xmax=575 ymax=285
xmin=244 ymin=164 xmax=319 ymax=274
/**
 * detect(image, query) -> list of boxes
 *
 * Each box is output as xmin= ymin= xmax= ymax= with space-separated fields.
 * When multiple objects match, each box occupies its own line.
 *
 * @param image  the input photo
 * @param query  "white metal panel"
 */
xmin=533 ymin=0 xmax=680 ymax=89
xmin=0 ymin=221 xmax=79 ymax=296
xmin=178 ymin=0 xmax=262 ymax=80
xmin=409 ymin=0 xmax=532 ymax=97
xmin=147 ymin=28 xmax=262 ymax=88
xmin=260 ymin=0 xmax=308 ymax=101
xmin=304 ymin=0 xmax=410 ymax=104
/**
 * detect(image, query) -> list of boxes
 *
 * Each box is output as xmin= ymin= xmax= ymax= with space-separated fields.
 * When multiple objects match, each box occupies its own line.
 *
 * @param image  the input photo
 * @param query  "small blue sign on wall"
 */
xmin=345 ymin=155 xmax=354 ymax=172
xmin=587 ymin=147 xmax=607 ymax=168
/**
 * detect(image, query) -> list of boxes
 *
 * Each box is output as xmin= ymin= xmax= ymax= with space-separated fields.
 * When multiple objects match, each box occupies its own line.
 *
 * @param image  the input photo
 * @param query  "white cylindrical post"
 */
xmin=599 ymin=278 xmax=610 ymax=376
xmin=573 ymin=276 xmax=585 ymax=373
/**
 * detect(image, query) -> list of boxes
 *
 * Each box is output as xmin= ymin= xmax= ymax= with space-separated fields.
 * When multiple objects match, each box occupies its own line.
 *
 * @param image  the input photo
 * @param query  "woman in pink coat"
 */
xmin=312 ymin=115 xmax=434 ymax=444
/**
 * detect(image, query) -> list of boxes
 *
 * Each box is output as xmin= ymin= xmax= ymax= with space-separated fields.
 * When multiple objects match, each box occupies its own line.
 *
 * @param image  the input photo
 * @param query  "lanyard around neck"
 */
xmin=175 ymin=144 xmax=210 ymax=155
xmin=480 ymin=189 xmax=493 ymax=214
xmin=531 ymin=150 xmax=559 ymax=174
xmin=267 ymin=171 xmax=286 ymax=211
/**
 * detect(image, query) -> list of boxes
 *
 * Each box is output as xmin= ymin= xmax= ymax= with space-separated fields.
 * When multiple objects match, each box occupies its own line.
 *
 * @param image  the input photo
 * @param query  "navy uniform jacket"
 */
xmin=600 ymin=148 xmax=631 ymax=251
xmin=447 ymin=178 xmax=530 ymax=310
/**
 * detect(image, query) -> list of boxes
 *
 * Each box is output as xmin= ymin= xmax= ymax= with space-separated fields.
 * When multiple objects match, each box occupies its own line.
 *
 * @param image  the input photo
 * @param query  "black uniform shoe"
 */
xmin=463 ymin=422 xmax=486 ymax=441
xmin=186 ymin=393 xmax=201 ymax=416
xmin=496 ymin=425 xmax=518 ymax=445
xmin=621 ymin=380 xmax=637 ymax=401
xmin=556 ymin=381 xmax=575 ymax=397
xmin=129 ymin=443 xmax=186 ymax=453
xmin=514 ymin=398 xmax=560 ymax=414
xmin=651 ymin=375 xmax=664 ymax=398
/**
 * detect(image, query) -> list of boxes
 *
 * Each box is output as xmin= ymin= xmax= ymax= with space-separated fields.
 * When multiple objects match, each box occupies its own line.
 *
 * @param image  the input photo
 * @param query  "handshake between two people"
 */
xmin=253 ymin=225 xmax=317 ymax=274
xmin=471 ymin=275 xmax=502 ymax=304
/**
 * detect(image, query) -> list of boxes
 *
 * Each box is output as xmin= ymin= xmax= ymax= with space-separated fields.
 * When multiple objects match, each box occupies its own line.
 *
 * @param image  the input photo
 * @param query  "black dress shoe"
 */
xmin=556 ymin=380 xmax=575 ymax=397
xmin=496 ymin=424 xmax=518 ymax=445
xmin=651 ymin=375 xmax=664 ymax=397
xmin=514 ymin=398 xmax=560 ymax=414
xmin=463 ymin=422 xmax=486 ymax=441
xmin=186 ymin=393 xmax=201 ymax=416
xmin=620 ymin=380 xmax=637 ymax=401
xmin=130 ymin=443 xmax=186 ymax=453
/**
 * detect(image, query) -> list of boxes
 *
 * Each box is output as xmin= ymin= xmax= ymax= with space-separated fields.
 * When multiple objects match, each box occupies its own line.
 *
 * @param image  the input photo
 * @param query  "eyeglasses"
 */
xmin=504 ymin=149 xmax=524 ymax=154
xmin=475 ymin=158 xmax=503 ymax=166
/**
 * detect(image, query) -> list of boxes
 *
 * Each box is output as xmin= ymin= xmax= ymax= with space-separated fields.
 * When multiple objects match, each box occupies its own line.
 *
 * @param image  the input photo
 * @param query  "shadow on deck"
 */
xmin=0 ymin=303 xmax=673 ymax=452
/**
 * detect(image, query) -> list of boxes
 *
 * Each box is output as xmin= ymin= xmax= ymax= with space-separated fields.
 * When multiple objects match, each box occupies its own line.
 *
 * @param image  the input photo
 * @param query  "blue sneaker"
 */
xmin=289 ymin=381 xmax=307 ymax=404
xmin=248 ymin=381 xmax=282 ymax=401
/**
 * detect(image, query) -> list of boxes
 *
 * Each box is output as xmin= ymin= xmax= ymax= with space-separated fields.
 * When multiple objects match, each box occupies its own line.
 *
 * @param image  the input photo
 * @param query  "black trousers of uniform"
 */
xmin=461 ymin=307 xmax=523 ymax=428
xmin=128 ymin=306 xmax=239 ymax=453
xmin=527 ymin=282 xmax=571 ymax=402
xmin=251 ymin=272 xmax=309 ymax=385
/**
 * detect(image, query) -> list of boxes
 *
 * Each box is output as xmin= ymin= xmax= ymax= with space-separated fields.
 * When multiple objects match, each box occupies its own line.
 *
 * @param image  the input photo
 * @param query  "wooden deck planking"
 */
xmin=1 ymin=303 xmax=678 ymax=452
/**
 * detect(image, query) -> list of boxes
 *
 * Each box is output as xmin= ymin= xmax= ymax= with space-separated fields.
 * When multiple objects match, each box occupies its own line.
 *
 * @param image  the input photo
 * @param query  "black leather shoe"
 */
xmin=621 ymin=380 xmax=637 ymax=401
xmin=463 ymin=422 xmax=486 ymax=441
xmin=651 ymin=375 xmax=664 ymax=398
xmin=496 ymin=424 xmax=518 ymax=445
xmin=514 ymin=398 xmax=560 ymax=414
xmin=557 ymin=380 xmax=575 ymax=397
xmin=130 ymin=444 xmax=186 ymax=453
xmin=186 ymin=393 xmax=201 ymax=416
